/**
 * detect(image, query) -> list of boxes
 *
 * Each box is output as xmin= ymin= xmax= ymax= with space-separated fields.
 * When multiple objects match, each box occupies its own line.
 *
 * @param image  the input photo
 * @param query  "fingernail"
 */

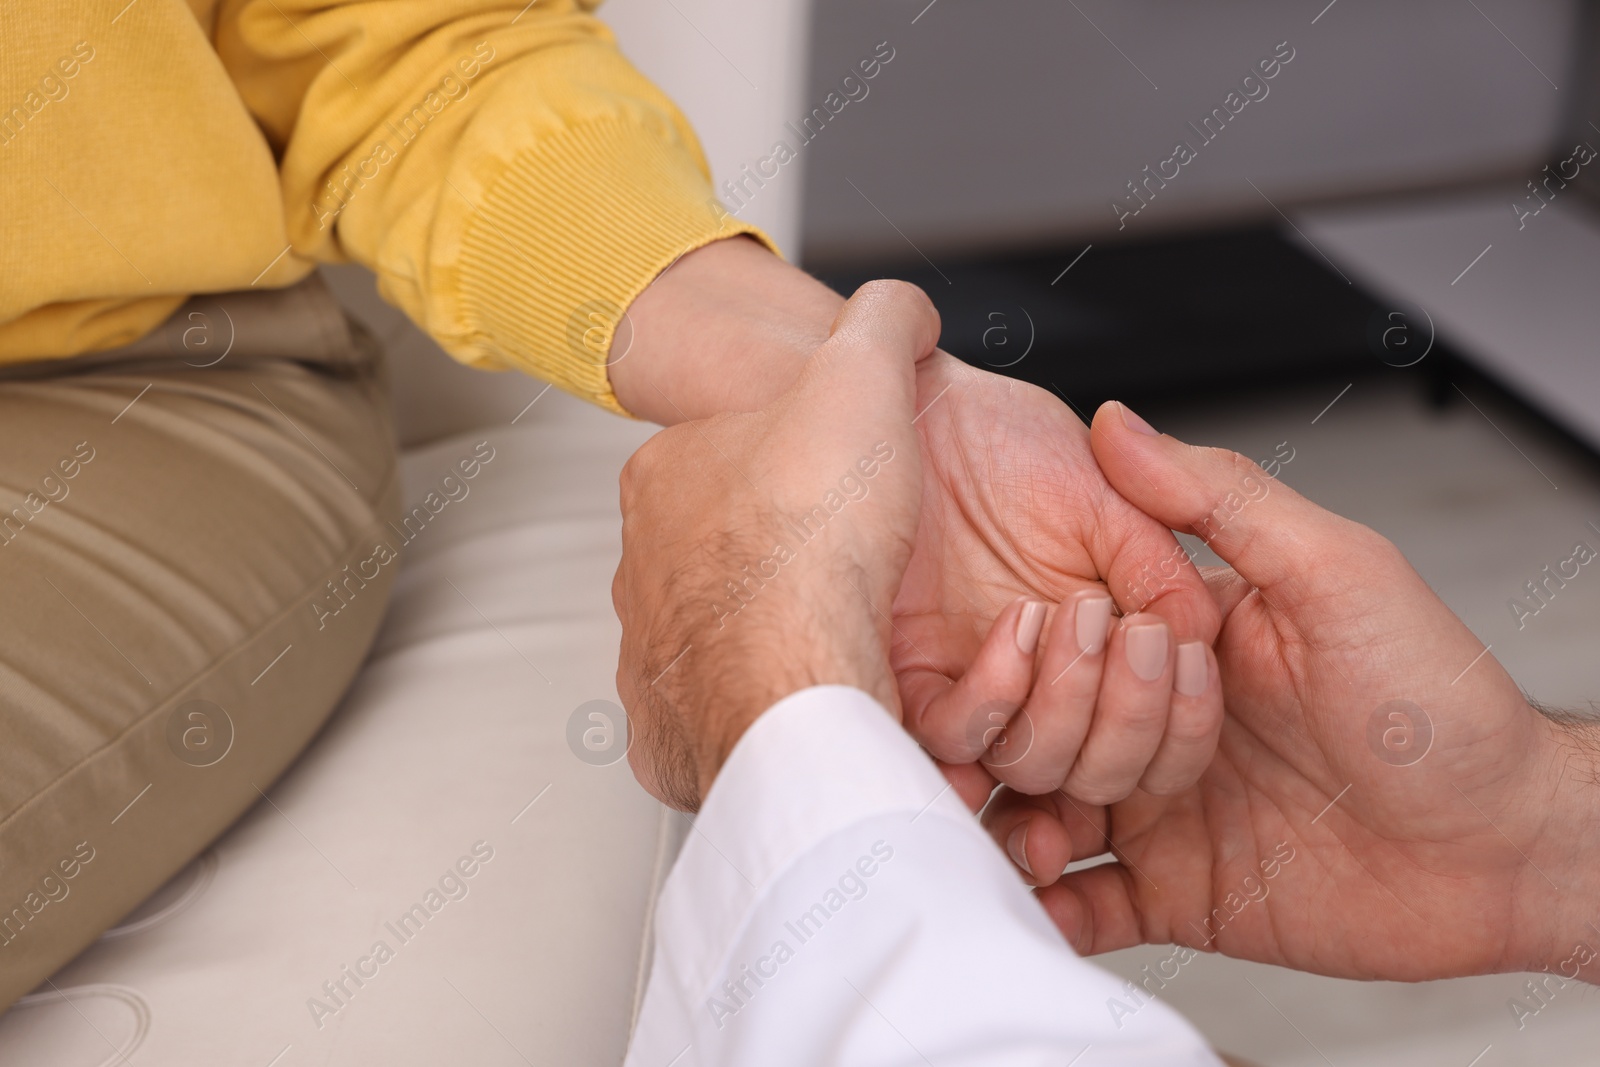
xmin=1016 ymin=600 xmax=1046 ymax=654
xmin=1175 ymin=641 xmax=1208 ymax=697
xmin=1119 ymin=402 xmax=1159 ymax=436
xmin=1006 ymin=822 xmax=1033 ymax=877
xmin=1125 ymin=622 xmax=1168 ymax=681
xmin=1075 ymin=596 xmax=1113 ymax=654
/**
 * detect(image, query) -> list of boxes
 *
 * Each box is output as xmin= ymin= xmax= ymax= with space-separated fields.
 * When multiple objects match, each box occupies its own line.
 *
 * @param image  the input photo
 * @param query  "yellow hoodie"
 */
xmin=0 ymin=0 xmax=767 ymax=412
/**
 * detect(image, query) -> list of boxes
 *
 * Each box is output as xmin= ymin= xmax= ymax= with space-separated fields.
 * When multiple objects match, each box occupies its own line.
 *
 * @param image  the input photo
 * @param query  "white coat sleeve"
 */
xmin=624 ymin=685 xmax=1222 ymax=1067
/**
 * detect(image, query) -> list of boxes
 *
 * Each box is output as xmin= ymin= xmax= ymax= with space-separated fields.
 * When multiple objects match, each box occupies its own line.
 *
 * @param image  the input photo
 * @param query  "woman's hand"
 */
xmin=892 ymin=357 xmax=1224 ymax=805
xmin=984 ymin=402 xmax=1600 ymax=983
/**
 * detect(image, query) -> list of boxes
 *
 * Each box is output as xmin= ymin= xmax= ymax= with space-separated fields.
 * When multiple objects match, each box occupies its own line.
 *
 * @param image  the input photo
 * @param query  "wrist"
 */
xmin=688 ymin=597 xmax=896 ymax=800
xmin=609 ymin=236 xmax=845 ymax=424
xmin=1523 ymin=708 xmax=1600 ymax=981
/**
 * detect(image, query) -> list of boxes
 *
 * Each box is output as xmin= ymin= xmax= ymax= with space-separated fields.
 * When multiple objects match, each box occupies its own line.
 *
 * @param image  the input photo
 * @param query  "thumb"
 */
xmin=778 ymin=279 xmax=941 ymax=430
xmin=1090 ymin=401 xmax=1372 ymax=596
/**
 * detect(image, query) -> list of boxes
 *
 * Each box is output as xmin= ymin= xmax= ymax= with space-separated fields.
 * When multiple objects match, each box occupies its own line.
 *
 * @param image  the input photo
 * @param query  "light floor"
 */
xmin=1095 ymin=372 xmax=1600 ymax=1067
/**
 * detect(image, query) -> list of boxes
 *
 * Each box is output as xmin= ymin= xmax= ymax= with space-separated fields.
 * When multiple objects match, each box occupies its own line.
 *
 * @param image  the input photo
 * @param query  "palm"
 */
xmin=889 ymin=354 xmax=1213 ymax=711
xmin=1044 ymin=533 xmax=1564 ymax=979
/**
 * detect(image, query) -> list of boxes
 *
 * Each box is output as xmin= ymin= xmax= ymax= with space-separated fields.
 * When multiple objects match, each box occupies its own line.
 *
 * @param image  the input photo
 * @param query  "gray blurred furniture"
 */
xmin=798 ymin=0 xmax=1600 ymax=447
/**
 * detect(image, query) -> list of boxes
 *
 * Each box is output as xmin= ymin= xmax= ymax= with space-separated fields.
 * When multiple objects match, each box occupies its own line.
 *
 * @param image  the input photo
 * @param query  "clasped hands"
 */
xmin=613 ymin=281 xmax=1600 ymax=987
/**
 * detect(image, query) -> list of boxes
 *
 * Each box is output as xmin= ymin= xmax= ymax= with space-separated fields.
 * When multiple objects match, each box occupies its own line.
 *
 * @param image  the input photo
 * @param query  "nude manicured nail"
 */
xmin=1119 ymin=402 xmax=1159 ymax=436
xmin=1006 ymin=822 xmax=1033 ymax=877
xmin=1016 ymin=600 xmax=1046 ymax=654
xmin=1075 ymin=596 xmax=1113 ymax=654
xmin=1175 ymin=641 xmax=1208 ymax=696
xmin=1124 ymin=622 xmax=1168 ymax=681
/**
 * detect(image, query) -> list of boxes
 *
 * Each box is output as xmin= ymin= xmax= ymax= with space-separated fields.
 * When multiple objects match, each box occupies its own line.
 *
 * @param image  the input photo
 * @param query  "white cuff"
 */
xmin=651 ymin=685 xmax=970 ymax=999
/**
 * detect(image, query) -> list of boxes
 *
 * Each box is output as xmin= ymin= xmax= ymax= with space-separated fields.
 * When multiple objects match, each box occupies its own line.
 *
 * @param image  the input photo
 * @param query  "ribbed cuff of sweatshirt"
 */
xmin=453 ymin=116 xmax=775 ymax=416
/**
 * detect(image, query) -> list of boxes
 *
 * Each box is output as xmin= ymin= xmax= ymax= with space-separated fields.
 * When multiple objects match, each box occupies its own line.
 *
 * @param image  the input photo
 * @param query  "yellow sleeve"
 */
xmin=214 ymin=0 xmax=773 ymax=414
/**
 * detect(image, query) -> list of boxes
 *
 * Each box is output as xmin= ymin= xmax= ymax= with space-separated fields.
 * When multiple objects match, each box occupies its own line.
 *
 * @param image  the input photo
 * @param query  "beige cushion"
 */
xmin=0 ymin=390 xmax=674 ymax=1065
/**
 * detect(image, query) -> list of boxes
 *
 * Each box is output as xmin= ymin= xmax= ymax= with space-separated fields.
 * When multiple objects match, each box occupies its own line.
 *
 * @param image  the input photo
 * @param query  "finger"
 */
xmin=1096 ymin=524 xmax=1216 ymax=649
xmin=901 ymin=597 xmax=1048 ymax=762
xmin=1068 ymin=408 xmax=1219 ymax=650
xmin=1061 ymin=615 xmax=1174 ymax=805
xmin=760 ymin=282 xmax=941 ymax=628
xmin=935 ymin=758 xmax=999 ymax=813
xmin=1199 ymin=564 xmax=1256 ymax=619
xmin=1091 ymin=401 xmax=1375 ymax=597
xmin=1034 ymin=862 xmax=1148 ymax=956
xmin=782 ymin=279 xmax=941 ymax=431
xmin=998 ymin=809 xmax=1076 ymax=889
xmin=891 ymin=613 xmax=979 ymax=747
xmin=981 ymin=787 xmax=1111 ymax=888
xmin=1137 ymin=641 xmax=1223 ymax=795
xmin=987 ymin=591 xmax=1114 ymax=795
xmin=983 ymin=790 xmax=1154 ymax=954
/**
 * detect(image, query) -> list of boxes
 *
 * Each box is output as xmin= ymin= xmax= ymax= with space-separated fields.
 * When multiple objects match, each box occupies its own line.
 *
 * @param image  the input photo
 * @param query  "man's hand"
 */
xmin=612 ymin=282 xmax=937 ymax=810
xmin=984 ymin=402 xmax=1600 ymax=982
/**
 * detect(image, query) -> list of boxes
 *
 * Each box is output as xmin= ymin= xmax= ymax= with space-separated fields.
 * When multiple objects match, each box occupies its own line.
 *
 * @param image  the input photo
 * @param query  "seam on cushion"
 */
xmin=628 ymin=803 xmax=681 ymax=1040
xmin=0 ymin=455 xmax=400 ymax=840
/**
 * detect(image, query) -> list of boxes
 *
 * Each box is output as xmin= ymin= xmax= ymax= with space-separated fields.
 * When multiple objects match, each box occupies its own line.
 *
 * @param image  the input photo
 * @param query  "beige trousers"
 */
xmin=0 ymin=276 xmax=400 ymax=1009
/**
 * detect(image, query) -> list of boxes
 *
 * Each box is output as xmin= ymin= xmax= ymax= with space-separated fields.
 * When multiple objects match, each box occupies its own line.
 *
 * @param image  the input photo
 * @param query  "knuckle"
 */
xmin=921 ymin=711 xmax=987 ymax=764
xmin=1138 ymin=770 xmax=1197 ymax=798
xmin=926 ymin=730 xmax=982 ymax=765
xmin=617 ymin=464 xmax=641 ymax=509
xmin=1164 ymin=707 xmax=1221 ymax=747
xmin=625 ymin=425 xmax=686 ymax=478
xmin=996 ymin=762 xmax=1066 ymax=797
xmin=619 ymin=442 xmax=655 ymax=493
xmin=1064 ymin=773 xmax=1131 ymax=807
xmin=1106 ymin=695 xmax=1170 ymax=734
xmin=1220 ymin=447 xmax=1267 ymax=483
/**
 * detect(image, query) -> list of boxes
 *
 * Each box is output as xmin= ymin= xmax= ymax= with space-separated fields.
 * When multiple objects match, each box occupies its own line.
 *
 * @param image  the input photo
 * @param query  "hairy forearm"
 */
xmin=608 ymin=236 xmax=846 ymax=424
xmin=688 ymin=599 xmax=899 ymax=804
